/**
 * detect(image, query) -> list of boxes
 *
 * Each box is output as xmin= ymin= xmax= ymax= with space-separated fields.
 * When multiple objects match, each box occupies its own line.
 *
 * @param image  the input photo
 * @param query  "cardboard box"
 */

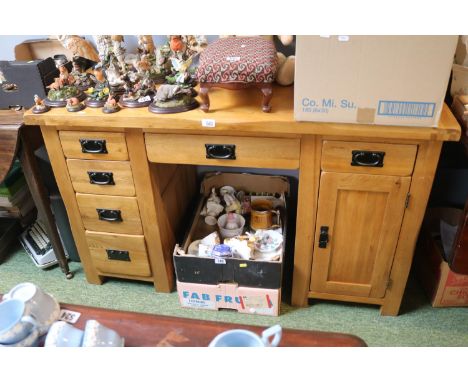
xmin=176 ymin=281 xmax=281 ymax=316
xmin=174 ymin=172 xmax=289 ymax=289
xmin=414 ymin=208 xmax=468 ymax=307
xmin=294 ymin=36 xmax=458 ymax=127
xmin=451 ymin=64 xmax=468 ymax=97
xmin=14 ymin=38 xmax=73 ymax=61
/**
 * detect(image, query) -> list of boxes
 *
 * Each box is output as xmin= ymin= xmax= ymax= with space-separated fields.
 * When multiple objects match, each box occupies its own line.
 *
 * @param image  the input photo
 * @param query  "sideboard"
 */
xmin=24 ymin=85 xmax=461 ymax=316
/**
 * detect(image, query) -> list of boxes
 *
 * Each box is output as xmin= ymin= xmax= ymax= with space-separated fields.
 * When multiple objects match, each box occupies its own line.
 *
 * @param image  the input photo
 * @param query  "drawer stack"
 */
xmin=60 ymin=131 xmax=152 ymax=280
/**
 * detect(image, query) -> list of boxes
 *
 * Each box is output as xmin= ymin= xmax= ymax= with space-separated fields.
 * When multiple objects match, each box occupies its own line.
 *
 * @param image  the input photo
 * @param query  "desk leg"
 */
xmin=380 ymin=141 xmax=442 ymax=316
xmin=19 ymin=130 xmax=73 ymax=279
xmin=291 ymin=136 xmax=321 ymax=306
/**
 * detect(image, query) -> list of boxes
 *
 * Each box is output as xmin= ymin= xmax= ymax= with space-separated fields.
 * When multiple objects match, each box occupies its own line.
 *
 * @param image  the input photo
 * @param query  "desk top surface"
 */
xmin=24 ymin=86 xmax=460 ymax=142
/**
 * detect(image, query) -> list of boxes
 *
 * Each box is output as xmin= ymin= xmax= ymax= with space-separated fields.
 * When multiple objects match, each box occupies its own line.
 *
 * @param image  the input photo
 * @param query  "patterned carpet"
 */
xmin=1 ymin=244 xmax=467 ymax=346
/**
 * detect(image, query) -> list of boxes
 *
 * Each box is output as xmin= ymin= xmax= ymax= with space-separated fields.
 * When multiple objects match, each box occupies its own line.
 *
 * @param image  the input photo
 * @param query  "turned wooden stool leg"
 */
xmin=199 ymin=85 xmax=210 ymax=112
xmin=260 ymin=84 xmax=273 ymax=113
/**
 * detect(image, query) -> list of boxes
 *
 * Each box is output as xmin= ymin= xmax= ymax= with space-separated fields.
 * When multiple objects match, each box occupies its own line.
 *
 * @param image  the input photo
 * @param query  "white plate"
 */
xmin=188 ymin=240 xmax=201 ymax=255
xmin=254 ymin=230 xmax=283 ymax=253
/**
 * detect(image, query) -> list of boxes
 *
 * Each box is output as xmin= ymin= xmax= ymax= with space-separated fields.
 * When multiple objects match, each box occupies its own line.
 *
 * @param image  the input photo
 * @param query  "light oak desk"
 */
xmin=24 ymin=86 xmax=461 ymax=316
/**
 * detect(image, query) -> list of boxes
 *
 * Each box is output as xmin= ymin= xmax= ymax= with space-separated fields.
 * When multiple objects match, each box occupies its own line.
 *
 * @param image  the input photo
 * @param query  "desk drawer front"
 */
xmin=321 ymin=141 xmax=417 ymax=176
xmin=60 ymin=131 xmax=129 ymax=160
xmin=67 ymin=159 xmax=135 ymax=196
xmin=145 ymin=134 xmax=301 ymax=169
xmin=86 ymin=231 xmax=151 ymax=277
xmin=76 ymin=193 xmax=143 ymax=234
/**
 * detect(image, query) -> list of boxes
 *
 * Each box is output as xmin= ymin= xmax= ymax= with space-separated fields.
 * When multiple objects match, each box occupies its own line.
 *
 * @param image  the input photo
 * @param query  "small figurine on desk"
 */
xmin=66 ymin=96 xmax=85 ymax=112
xmin=84 ymin=65 xmax=110 ymax=108
xmin=45 ymin=64 xmax=86 ymax=107
xmin=149 ymin=55 xmax=198 ymax=114
xmin=102 ymin=93 xmax=120 ymax=114
xmin=32 ymin=94 xmax=51 ymax=114
xmin=119 ymin=59 xmax=154 ymax=108
xmin=70 ymin=56 xmax=93 ymax=91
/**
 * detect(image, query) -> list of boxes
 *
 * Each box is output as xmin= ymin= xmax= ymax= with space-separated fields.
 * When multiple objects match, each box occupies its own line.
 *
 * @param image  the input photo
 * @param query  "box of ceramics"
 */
xmin=173 ymin=172 xmax=289 ymax=289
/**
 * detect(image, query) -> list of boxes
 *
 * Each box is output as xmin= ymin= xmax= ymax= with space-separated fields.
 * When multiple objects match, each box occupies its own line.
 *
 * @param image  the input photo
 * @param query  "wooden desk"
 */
xmin=60 ymin=302 xmax=366 ymax=347
xmin=25 ymin=86 xmax=461 ymax=315
xmin=0 ymin=110 xmax=72 ymax=278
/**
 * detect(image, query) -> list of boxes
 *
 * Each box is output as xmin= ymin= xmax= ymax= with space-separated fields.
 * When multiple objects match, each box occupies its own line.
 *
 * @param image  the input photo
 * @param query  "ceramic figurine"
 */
xmin=31 ymin=94 xmax=50 ymax=114
xmin=45 ymin=64 xmax=85 ymax=107
xmin=85 ymin=65 xmax=110 ymax=107
xmin=56 ymin=35 xmax=100 ymax=62
xmin=169 ymin=35 xmax=187 ymax=60
xmin=93 ymin=35 xmax=112 ymax=65
xmin=119 ymin=53 xmax=156 ymax=108
xmin=111 ymin=35 xmax=127 ymax=72
xmin=223 ymin=192 xmax=241 ymax=214
xmin=186 ymin=35 xmax=208 ymax=55
xmin=102 ymin=93 xmax=120 ymax=114
xmin=138 ymin=35 xmax=156 ymax=55
xmin=71 ymin=56 xmax=93 ymax=91
xmin=66 ymin=97 xmax=85 ymax=112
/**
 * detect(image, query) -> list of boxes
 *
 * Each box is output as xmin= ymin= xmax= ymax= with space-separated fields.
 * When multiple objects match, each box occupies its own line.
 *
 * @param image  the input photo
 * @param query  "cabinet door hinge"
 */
xmin=386 ymin=278 xmax=393 ymax=290
xmin=405 ymin=193 xmax=411 ymax=208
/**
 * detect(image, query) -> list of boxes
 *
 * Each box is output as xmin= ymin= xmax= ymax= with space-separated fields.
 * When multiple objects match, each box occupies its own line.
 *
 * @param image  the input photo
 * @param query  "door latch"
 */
xmin=319 ymin=226 xmax=329 ymax=248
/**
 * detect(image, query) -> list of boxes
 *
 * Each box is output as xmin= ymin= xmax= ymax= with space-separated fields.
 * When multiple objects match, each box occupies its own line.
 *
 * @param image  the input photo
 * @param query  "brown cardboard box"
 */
xmin=294 ymin=36 xmax=458 ymax=127
xmin=451 ymin=64 xmax=468 ymax=97
xmin=414 ymin=208 xmax=468 ymax=307
xmin=14 ymin=38 xmax=73 ymax=61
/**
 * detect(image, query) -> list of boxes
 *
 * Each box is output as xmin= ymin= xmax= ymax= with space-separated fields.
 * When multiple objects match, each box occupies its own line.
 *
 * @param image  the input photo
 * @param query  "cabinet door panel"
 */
xmin=310 ymin=172 xmax=410 ymax=298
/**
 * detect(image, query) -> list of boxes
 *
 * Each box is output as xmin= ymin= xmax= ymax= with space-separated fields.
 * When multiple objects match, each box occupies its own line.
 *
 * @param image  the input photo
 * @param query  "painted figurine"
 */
xmin=66 ymin=96 xmax=85 ymax=112
xmin=85 ymin=65 xmax=110 ymax=107
xmin=32 ymin=94 xmax=50 ymax=114
xmin=71 ymin=56 xmax=92 ymax=91
xmin=102 ymin=93 xmax=120 ymax=114
xmin=45 ymin=64 xmax=84 ymax=107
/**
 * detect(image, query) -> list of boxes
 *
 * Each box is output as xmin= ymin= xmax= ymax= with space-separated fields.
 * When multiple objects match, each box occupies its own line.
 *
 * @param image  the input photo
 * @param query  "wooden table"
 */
xmin=60 ymin=302 xmax=366 ymax=347
xmin=24 ymin=85 xmax=462 ymax=315
xmin=0 ymin=110 xmax=72 ymax=278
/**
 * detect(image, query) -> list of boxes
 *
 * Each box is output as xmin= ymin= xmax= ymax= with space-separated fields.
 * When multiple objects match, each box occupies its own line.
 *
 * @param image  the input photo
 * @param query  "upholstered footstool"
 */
xmin=196 ymin=36 xmax=278 ymax=112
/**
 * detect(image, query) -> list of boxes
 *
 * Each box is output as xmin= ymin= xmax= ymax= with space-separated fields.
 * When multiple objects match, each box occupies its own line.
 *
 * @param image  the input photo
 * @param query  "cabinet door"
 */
xmin=310 ymin=172 xmax=411 ymax=298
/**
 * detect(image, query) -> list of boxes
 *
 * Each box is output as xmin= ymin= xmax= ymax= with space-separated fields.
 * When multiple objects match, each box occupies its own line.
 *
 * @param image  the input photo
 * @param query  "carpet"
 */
xmin=1 ymin=244 xmax=467 ymax=346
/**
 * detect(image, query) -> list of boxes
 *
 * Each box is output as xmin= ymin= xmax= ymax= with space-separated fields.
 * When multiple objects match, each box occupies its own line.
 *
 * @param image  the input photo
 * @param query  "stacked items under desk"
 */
xmin=174 ymin=172 xmax=290 ymax=316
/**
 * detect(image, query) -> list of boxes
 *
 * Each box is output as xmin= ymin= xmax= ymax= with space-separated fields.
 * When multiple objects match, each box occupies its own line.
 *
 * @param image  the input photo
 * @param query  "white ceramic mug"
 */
xmin=44 ymin=321 xmax=84 ymax=347
xmin=209 ymin=324 xmax=282 ymax=347
xmin=3 ymin=282 xmax=60 ymax=335
xmin=81 ymin=320 xmax=124 ymax=347
xmin=0 ymin=299 xmax=38 ymax=345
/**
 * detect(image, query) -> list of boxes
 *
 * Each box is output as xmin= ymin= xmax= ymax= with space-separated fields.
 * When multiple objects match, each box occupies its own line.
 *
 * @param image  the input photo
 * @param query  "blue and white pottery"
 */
xmin=0 ymin=299 xmax=37 ymax=345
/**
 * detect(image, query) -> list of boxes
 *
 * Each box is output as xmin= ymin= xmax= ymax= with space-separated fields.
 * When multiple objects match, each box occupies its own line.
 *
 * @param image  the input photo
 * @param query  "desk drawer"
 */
xmin=60 ymin=131 xmax=128 ymax=160
xmin=321 ymin=141 xmax=417 ymax=176
xmin=67 ymin=159 xmax=135 ymax=196
xmin=76 ymin=194 xmax=143 ymax=235
xmin=145 ymin=134 xmax=300 ymax=169
xmin=86 ymin=231 xmax=151 ymax=277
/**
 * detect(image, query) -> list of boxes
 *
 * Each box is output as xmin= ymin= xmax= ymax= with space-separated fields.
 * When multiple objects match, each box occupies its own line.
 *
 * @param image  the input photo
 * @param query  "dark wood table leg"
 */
xmin=18 ymin=128 xmax=73 ymax=279
xmin=199 ymin=85 xmax=210 ymax=112
xmin=259 ymin=83 xmax=273 ymax=113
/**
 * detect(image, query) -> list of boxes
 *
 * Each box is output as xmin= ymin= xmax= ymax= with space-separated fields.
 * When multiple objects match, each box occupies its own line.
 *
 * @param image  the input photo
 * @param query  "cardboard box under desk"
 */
xmin=294 ymin=36 xmax=458 ymax=127
xmin=176 ymin=281 xmax=280 ymax=316
xmin=173 ymin=172 xmax=289 ymax=290
xmin=414 ymin=208 xmax=468 ymax=307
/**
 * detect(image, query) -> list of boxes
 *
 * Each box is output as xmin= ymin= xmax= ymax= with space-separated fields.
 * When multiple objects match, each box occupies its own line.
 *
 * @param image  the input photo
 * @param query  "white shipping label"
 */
xmin=202 ymin=119 xmax=216 ymax=128
xmin=59 ymin=309 xmax=81 ymax=324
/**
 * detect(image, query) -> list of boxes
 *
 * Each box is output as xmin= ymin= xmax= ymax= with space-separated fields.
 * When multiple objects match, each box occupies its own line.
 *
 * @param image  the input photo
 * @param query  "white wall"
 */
xmin=0 ymin=35 xmax=218 ymax=61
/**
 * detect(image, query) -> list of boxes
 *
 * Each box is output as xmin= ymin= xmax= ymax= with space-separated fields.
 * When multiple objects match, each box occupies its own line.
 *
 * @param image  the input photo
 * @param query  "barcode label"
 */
xmin=378 ymin=101 xmax=435 ymax=118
